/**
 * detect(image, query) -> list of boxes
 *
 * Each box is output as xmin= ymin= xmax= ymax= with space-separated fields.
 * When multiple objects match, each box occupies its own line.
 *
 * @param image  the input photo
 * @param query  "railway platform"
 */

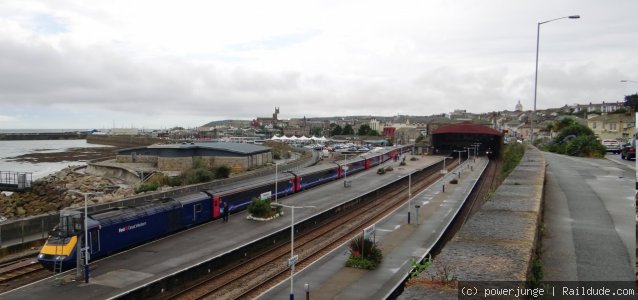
xmin=0 ymin=153 xmax=444 ymax=300
xmin=259 ymin=157 xmax=488 ymax=299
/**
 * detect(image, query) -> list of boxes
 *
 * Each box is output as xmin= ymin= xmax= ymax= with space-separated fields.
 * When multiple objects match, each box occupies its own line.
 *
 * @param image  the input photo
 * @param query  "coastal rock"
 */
xmin=0 ymin=166 xmax=136 ymax=220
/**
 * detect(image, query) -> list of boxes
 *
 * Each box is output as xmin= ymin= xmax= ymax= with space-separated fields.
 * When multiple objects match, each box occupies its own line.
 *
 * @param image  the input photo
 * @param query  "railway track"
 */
xmin=0 ymin=257 xmax=51 ymax=293
xmin=170 ymin=160 xmax=462 ymax=300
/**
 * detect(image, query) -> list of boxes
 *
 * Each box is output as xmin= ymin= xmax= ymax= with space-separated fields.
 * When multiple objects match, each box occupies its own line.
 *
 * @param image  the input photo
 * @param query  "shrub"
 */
xmin=192 ymin=158 xmax=206 ymax=170
xmin=345 ymin=235 xmax=383 ymax=270
xmin=542 ymin=122 xmax=605 ymax=158
xmin=167 ymin=176 xmax=183 ymax=187
xmin=214 ymin=165 xmax=231 ymax=178
xmin=247 ymin=198 xmax=280 ymax=218
xmin=135 ymin=181 xmax=160 ymax=194
xmin=502 ymin=143 xmax=525 ymax=177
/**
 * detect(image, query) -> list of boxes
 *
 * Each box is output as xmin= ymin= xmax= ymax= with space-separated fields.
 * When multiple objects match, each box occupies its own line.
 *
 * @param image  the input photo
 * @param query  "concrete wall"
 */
xmin=116 ymin=154 xmax=158 ymax=164
xmin=399 ymin=146 xmax=546 ymax=299
xmin=117 ymin=153 xmax=271 ymax=173
xmin=158 ymin=157 xmax=193 ymax=172
xmin=86 ymin=164 xmax=141 ymax=184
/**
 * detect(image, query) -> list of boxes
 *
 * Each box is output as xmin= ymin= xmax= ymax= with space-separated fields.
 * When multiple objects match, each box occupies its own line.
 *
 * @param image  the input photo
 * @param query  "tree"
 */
xmin=624 ymin=93 xmax=638 ymax=113
xmin=343 ymin=124 xmax=355 ymax=135
xmin=357 ymin=124 xmax=372 ymax=136
xmin=331 ymin=125 xmax=343 ymax=136
xmin=311 ymin=127 xmax=323 ymax=136
xmin=368 ymin=129 xmax=379 ymax=136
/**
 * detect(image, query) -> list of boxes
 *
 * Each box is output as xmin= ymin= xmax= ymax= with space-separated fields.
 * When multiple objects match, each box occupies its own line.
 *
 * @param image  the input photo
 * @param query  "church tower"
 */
xmin=515 ymin=100 xmax=523 ymax=112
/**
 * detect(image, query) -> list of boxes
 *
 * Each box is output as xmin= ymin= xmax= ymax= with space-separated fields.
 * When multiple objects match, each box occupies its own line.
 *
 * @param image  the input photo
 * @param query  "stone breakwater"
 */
xmin=399 ymin=146 xmax=546 ymax=300
xmin=0 ymin=167 xmax=135 ymax=219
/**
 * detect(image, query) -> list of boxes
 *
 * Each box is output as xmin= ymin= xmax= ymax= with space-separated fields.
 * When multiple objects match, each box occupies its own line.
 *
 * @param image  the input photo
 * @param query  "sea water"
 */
xmin=0 ymin=139 xmax=110 ymax=180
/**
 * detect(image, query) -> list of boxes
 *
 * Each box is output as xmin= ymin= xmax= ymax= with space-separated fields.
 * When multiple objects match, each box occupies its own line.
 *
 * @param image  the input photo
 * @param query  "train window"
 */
xmin=194 ymin=203 xmax=203 ymax=213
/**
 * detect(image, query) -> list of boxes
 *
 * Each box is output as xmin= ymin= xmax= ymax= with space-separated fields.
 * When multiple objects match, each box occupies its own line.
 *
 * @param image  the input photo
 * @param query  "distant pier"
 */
xmin=0 ymin=132 xmax=87 ymax=141
xmin=0 ymin=171 xmax=33 ymax=192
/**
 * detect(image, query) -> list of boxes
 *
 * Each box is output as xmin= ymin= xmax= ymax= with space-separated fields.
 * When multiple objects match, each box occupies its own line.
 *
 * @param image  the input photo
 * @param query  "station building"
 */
xmin=116 ymin=142 xmax=272 ymax=173
xmin=431 ymin=122 xmax=503 ymax=157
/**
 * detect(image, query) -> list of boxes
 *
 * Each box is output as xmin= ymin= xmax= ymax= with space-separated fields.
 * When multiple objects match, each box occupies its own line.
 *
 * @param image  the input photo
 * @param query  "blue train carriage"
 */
xmin=204 ymin=172 xmax=296 ymax=218
xmin=38 ymin=196 xmax=205 ymax=271
xmin=343 ymin=155 xmax=366 ymax=176
xmin=174 ymin=192 xmax=214 ymax=227
xmin=291 ymin=163 xmax=341 ymax=191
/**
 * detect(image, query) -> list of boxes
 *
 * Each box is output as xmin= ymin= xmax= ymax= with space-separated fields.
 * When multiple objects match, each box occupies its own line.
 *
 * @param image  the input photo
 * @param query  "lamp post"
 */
xmin=441 ymin=156 xmax=451 ymax=174
xmin=275 ymin=163 xmax=279 ymax=203
xmin=473 ymin=143 xmax=481 ymax=160
xmin=343 ymin=153 xmax=349 ymax=187
xmin=532 ymin=15 xmax=580 ymax=144
xmin=271 ymin=203 xmax=316 ymax=300
xmin=452 ymin=150 xmax=466 ymax=176
xmin=407 ymin=168 xmax=425 ymax=224
xmin=68 ymin=190 xmax=103 ymax=284
xmin=464 ymin=147 xmax=472 ymax=162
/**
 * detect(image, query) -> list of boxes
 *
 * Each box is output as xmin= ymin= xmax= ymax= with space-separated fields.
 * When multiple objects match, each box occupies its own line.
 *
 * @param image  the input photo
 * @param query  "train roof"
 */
xmin=290 ymin=163 xmax=339 ymax=176
xmin=204 ymin=171 xmax=295 ymax=195
xmin=173 ymin=192 xmax=210 ymax=204
xmin=89 ymin=198 xmax=181 ymax=226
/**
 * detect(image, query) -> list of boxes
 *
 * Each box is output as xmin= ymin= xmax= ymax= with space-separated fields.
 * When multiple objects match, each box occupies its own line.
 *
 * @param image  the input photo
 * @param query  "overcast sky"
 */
xmin=1 ymin=0 xmax=637 ymax=129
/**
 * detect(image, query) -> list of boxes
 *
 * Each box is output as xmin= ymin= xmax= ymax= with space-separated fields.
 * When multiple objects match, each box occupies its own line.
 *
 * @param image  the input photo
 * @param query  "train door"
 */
xmin=213 ymin=195 xmax=220 ymax=218
xmin=193 ymin=203 xmax=203 ymax=223
xmin=364 ymin=159 xmax=371 ymax=170
xmin=294 ymin=176 xmax=301 ymax=192
xmin=89 ymin=228 xmax=100 ymax=258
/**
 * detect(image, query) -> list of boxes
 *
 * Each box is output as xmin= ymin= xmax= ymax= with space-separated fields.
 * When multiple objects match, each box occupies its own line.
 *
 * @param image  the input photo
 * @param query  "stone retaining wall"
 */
xmin=399 ymin=146 xmax=546 ymax=299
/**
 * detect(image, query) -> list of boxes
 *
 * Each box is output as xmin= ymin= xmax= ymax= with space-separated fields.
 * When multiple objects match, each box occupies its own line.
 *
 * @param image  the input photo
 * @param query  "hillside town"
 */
xmin=94 ymin=99 xmax=635 ymax=146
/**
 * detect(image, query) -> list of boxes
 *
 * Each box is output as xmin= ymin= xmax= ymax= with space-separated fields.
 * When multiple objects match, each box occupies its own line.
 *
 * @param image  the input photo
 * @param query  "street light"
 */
xmin=270 ymin=203 xmax=316 ymax=300
xmin=68 ymin=190 xmax=103 ymax=284
xmin=532 ymin=15 xmax=580 ymax=144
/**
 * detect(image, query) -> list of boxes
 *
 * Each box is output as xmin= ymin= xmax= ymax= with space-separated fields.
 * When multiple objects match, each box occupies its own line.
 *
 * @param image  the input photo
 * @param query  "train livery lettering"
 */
xmin=118 ymin=222 xmax=147 ymax=233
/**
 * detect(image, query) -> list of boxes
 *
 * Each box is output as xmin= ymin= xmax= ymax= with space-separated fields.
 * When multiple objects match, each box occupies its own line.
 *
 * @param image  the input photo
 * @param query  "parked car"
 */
xmin=620 ymin=139 xmax=635 ymax=160
xmin=602 ymin=139 xmax=622 ymax=154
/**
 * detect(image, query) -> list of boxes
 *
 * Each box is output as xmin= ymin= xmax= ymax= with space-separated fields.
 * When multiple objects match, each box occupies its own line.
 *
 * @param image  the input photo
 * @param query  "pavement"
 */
xmin=258 ymin=157 xmax=488 ymax=299
xmin=542 ymin=152 xmax=635 ymax=281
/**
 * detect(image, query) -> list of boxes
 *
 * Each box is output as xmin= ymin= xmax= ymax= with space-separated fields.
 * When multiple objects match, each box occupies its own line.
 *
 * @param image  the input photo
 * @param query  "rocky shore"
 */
xmin=0 ymin=166 xmax=135 ymax=219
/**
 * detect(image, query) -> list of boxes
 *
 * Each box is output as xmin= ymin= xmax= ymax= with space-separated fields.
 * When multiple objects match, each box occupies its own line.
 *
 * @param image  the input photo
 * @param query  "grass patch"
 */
xmin=501 ymin=143 xmax=525 ymax=177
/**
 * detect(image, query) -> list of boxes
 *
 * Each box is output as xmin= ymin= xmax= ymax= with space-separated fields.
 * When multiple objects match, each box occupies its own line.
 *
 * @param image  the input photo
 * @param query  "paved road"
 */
xmin=605 ymin=153 xmax=636 ymax=170
xmin=542 ymin=152 xmax=635 ymax=281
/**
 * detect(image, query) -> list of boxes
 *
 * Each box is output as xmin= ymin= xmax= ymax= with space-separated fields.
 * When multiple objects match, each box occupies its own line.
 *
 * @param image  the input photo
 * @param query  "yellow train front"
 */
xmin=37 ymin=231 xmax=81 ymax=271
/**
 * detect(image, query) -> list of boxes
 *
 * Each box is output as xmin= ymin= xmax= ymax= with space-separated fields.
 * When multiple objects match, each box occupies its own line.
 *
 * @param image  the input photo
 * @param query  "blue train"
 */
xmin=37 ymin=145 xmax=412 ymax=271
